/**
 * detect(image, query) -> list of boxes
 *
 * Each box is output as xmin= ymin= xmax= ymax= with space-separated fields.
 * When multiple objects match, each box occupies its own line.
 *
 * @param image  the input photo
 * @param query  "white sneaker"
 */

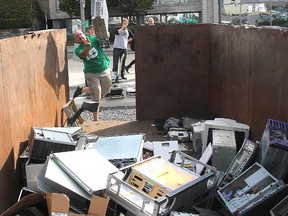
xmin=111 ymin=71 xmax=118 ymax=80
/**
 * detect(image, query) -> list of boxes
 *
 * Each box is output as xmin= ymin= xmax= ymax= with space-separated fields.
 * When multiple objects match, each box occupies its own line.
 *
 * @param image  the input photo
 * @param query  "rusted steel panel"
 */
xmin=136 ymin=24 xmax=288 ymax=141
xmin=209 ymin=25 xmax=288 ymax=140
xmin=0 ymin=29 xmax=69 ymax=213
xmin=136 ymin=24 xmax=210 ymax=120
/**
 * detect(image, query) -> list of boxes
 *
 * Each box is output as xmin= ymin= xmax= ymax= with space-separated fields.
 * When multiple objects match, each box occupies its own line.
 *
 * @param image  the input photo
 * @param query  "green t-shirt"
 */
xmin=75 ymin=36 xmax=110 ymax=73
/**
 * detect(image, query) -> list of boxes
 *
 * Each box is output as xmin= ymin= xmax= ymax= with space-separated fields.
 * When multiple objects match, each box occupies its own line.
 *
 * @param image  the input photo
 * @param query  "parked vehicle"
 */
xmin=232 ymin=16 xmax=248 ymax=24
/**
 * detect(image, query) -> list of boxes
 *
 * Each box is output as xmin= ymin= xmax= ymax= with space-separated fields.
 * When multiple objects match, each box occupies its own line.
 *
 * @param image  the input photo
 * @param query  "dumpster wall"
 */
xmin=136 ymin=24 xmax=210 ymax=120
xmin=0 ymin=29 xmax=69 ymax=213
xmin=209 ymin=25 xmax=288 ymax=142
xmin=136 ymin=24 xmax=288 ymax=141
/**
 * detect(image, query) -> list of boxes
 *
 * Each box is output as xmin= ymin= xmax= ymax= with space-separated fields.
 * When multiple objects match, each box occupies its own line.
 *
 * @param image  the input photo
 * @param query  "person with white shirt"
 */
xmin=112 ymin=18 xmax=134 ymax=81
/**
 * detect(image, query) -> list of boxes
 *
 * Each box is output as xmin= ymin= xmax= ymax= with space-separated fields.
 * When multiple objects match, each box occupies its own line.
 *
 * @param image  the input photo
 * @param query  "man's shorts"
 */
xmin=85 ymin=68 xmax=112 ymax=103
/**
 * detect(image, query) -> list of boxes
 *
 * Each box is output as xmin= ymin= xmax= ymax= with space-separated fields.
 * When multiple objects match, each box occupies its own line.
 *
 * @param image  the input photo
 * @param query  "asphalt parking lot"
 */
xmin=68 ymin=45 xmax=136 ymax=107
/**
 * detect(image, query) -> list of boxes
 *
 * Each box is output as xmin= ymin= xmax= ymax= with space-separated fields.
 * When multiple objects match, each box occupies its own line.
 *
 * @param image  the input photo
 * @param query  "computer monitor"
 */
xmin=202 ymin=118 xmax=250 ymax=154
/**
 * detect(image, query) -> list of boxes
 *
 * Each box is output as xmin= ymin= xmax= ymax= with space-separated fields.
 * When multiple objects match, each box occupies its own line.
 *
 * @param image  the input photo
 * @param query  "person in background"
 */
xmin=147 ymin=17 xmax=155 ymax=26
xmin=72 ymin=30 xmax=112 ymax=121
xmin=112 ymin=18 xmax=134 ymax=81
xmin=124 ymin=17 xmax=154 ymax=73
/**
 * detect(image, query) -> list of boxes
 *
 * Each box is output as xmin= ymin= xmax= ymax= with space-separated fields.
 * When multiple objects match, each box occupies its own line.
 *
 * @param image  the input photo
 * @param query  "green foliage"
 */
xmin=59 ymin=0 xmax=91 ymax=18
xmin=0 ymin=18 xmax=26 ymax=29
xmin=0 ymin=0 xmax=44 ymax=30
xmin=257 ymin=18 xmax=288 ymax=27
xmin=58 ymin=0 xmax=154 ymax=18
xmin=67 ymin=35 xmax=75 ymax=46
xmin=111 ymin=0 xmax=154 ymax=15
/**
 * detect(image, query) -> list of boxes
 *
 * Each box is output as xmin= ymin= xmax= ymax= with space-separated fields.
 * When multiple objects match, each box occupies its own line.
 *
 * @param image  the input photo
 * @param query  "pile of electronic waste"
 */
xmin=3 ymin=118 xmax=288 ymax=216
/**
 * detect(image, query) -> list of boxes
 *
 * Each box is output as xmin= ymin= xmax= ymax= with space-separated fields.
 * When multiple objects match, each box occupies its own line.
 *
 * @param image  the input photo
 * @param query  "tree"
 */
xmin=108 ymin=0 xmax=154 ymax=16
xmin=59 ymin=0 xmax=91 ymax=18
xmin=59 ymin=0 xmax=154 ymax=18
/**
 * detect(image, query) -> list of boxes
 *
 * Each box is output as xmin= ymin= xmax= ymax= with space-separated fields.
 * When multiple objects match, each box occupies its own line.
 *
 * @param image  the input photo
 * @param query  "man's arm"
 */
xmin=127 ymin=29 xmax=134 ymax=43
xmin=116 ymin=21 xmax=128 ymax=35
xmin=114 ymin=26 xmax=121 ymax=35
xmin=79 ymin=38 xmax=91 ymax=58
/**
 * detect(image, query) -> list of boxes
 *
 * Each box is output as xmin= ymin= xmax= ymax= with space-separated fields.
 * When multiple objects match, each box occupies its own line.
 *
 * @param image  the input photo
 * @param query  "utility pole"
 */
xmin=80 ymin=0 xmax=86 ymax=33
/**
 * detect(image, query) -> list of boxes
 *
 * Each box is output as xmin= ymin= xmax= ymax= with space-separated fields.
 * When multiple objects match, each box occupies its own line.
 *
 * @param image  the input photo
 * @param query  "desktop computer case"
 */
xmin=28 ymin=127 xmax=76 ymax=162
xmin=106 ymin=155 xmax=220 ymax=216
xmin=90 ymin=134 xmax=144 ymax=168
xmin=211 ymin=130 xmax=237 ymax=172
xmin=217 ymin=163 xmax=288 ymax=216
xmin=220 ymin=139 xmax=259 ymax=187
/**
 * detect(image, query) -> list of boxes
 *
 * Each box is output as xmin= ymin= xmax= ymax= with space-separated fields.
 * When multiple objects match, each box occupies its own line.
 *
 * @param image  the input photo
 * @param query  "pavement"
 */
xmin=67 ymin=45 xmax=136 ymax=107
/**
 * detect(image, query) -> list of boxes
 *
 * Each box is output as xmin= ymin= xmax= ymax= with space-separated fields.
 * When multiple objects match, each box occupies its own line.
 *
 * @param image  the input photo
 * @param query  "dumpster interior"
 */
xmin=0 ymin=24 xmax=288 ymax=215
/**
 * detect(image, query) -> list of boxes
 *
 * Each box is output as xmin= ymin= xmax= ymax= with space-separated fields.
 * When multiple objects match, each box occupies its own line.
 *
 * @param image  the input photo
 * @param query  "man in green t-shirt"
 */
xmin=73 ymin=31 xmax=112 ymax=121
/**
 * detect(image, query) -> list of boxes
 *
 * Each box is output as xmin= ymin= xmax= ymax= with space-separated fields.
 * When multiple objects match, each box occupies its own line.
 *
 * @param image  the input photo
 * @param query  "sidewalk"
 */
xmin=67 ymin=45 xmax=136 ymax=108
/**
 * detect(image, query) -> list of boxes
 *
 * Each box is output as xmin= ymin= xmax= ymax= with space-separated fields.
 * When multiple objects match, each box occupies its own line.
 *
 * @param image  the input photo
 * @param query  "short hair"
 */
xmin=89 ymin=25 xmax=93 ymax=30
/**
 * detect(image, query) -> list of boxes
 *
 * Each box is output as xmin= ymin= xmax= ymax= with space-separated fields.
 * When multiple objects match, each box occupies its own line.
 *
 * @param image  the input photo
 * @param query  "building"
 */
xmin=37 ymin=0 xmax=220 ymax=34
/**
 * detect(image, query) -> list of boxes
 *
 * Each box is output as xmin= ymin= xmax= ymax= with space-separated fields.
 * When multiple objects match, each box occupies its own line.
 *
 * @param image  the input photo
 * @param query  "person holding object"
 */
xmin=72 ymin=31 xmax=112 ymax=121
xmin=125 ymin=17 xmax=154 ymax=73
xmin=112 ymin=18 xmax=134 ymax=81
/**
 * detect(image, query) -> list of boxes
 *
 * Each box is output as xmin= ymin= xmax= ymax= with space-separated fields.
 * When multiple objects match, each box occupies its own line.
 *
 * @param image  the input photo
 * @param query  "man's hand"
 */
xmin=83 ymin=37 xmax=91 ymax=46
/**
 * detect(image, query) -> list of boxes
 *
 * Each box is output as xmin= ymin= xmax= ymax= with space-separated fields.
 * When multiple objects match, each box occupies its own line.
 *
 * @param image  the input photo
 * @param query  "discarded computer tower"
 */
xmin=91 ymin=134 xmax=145 ymax=168
xmin=211 ymin=129 xmax=237 ymax=172
xmin=220 ymin=139 xmax=259 ymax=187
xmin=261 ymin=143 xmax=288 ymax=183
xmin=269 ymin=195 xmax=288 ymax=216
xmin=105 ymin=87 xmax=125 ymax=99
xmin=258 ymin=118 xmax=288 ymax=162
xmin=202 ymin=118 xmax=250 ymax=154
xmin=216 ymin=163 xmax=288 ymax=216
xmin=259 ymin=118 xmax=288 ymax=182
xmin=37 ymin=155 xmax=91 ymax=213
xmin=50 ymin=149 xmax=118 ymax=195
xmin=152 ymin=141 xmax=182 ymax=163
xmin=62 ymin=99 xmax=84 ymax=127
xmin=92 ymin=17 xmax=110 ymax=48
xmin=28 ymin=127 xmax=76 ymax=162
xmin=91 ymin=0 xmax=110 ymax=48
xmin=191 ymin=121 xmax=205 ymax=153
xmin=25 ymin=158 xmax=45 ymax=192
xmin=106 ymin=153 xmax=220 ymax=216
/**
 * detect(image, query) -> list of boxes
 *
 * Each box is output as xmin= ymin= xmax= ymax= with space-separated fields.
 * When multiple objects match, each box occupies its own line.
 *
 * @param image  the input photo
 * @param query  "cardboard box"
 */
xmin=46 ymin=193 xmax=110 ymax=216
xmin=87 ymin=194 xmax=110 ymax=216
xmin=1 ymin=192 xmax=110 ymax=216
xmin=46 ymin=193 xmax=69 ymax=215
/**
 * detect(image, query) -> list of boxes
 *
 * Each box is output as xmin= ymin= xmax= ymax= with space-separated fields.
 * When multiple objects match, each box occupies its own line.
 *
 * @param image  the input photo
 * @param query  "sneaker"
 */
xmin=111 ymin=71 xmax=118 ymax=80
xmin=125 ymin=66 xmax=130 ymax=73
xmin=121 ymin=76 xmax=127 ymax=80
xmin=73 ymin=86 xmax=83 ymax=99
